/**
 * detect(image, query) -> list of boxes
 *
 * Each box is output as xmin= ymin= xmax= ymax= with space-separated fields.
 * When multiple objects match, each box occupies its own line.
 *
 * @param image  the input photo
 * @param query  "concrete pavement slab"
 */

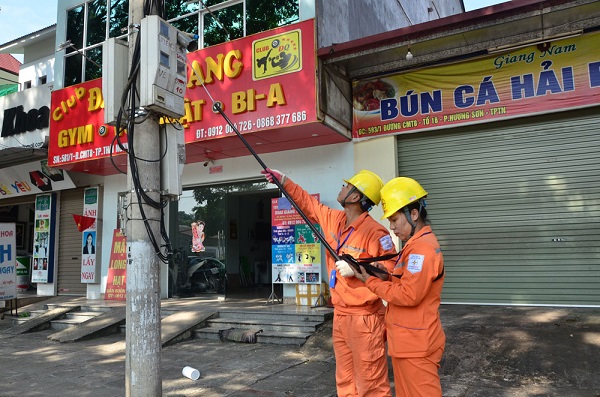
xmin=1 ymin=300 xmax=599 ymax=396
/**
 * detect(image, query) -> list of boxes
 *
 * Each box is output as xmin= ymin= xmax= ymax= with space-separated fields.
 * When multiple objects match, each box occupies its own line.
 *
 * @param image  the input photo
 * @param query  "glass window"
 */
xmin=66 ymin=5 xmax=85 ymax=53
xmin=63 ymin=0 xmax=129 ymax=86
xmin=165 ymin=0 xmax=200 ymax=21
xmin=62 ymin=0 xmax=298 ymax=86
xmin=85 ymin=46 xmax=103 ymax=80
xmin=87 ymin=0 xmax=108 ymax=46
xmin=170 ymin=180 xmax=275 ymax=297
xmin=109 ymin=0 xmax=129 ymax=38
xmin=169 ymin=14 xmax=199 ymax=37
xmin=246 ymin=0 xmax=299 ymax=35
xmin=202 ymin=2 xmax=243 ymax=47
xmin=64 ymin=54 xmax=83 ymax=87
xmin=167 ymin=0 xmax=299 ymax=49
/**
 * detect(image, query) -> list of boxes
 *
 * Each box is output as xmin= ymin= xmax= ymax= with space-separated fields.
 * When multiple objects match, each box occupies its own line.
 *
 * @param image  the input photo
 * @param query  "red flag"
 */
xmin=72 ymin=214 xmax=96 ymax=232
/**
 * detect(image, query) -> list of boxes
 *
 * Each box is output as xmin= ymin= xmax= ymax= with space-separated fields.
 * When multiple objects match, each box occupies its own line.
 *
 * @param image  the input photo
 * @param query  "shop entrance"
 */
xmin=169 ymin=179 xmax=280 ymax=299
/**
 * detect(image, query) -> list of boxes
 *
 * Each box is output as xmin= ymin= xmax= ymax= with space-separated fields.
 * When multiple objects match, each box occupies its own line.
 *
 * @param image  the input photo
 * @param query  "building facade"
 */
xmin=321 ymin=0 xmax=600 ymax=306
xmin=30 ymin=1 xmax=600 ymax=308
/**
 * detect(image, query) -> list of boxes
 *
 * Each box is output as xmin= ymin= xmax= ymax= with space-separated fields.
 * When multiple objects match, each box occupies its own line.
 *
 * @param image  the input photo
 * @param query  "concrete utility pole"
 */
xmin=126 ymin=0 xmax=162 ymax=395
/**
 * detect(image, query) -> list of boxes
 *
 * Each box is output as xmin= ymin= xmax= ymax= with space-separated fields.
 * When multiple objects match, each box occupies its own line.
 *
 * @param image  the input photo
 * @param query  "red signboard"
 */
xmin=181 ymin=18 xmax=317 ymax=143
xmin=48 ymin=79 xmax=127 ymax=167
xmin=104 ymin=229 xmax=127 ymax=301
xmin=48 ymin=19 xmax=317 ymax=170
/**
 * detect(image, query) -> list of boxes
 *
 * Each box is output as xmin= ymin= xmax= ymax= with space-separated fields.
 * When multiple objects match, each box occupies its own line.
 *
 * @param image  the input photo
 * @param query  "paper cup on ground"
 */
xmin=182 ymin=366 xmax=200 ymax=380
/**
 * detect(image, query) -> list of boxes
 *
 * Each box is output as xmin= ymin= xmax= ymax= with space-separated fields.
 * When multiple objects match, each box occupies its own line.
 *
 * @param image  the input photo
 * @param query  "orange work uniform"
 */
xmin=283 ymin=179 xmax=397 ymax=397
xmin=365 ymin=225 xmax=445 ymax=397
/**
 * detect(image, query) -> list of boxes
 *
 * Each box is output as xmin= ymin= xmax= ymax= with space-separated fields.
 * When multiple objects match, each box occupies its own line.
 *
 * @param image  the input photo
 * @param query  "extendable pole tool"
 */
xmin=212 ymin=102 xmax=389 ymax=277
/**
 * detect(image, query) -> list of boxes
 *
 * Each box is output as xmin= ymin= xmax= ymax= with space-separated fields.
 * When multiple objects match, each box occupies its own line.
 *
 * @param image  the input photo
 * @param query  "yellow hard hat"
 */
xmin=344 ymin=170 xmax=384 ymax=205
xmin=380 ymin=177 xmax=428 ymax=219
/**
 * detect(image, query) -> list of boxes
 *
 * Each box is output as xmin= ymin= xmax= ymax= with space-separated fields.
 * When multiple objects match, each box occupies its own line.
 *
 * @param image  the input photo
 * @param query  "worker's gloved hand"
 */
xmin=336 ymin=260 xmax=355 ymax=278
xmin=261 ymin=168 xmax=286 ymax=184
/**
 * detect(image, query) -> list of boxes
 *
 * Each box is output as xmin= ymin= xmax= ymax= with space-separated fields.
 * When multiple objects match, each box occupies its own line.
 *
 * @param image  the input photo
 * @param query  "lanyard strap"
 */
xmin=335 ymin=228 xmax=354 ymax=255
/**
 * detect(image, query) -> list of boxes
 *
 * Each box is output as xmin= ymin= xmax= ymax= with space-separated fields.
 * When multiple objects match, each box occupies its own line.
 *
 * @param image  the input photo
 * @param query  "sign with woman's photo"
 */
xmin=81 ymin=187 xmax=99 ymax=283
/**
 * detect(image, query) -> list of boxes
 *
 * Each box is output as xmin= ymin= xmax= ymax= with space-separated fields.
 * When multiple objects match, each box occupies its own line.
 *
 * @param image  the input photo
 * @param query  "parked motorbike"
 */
xmin=181 ymin=257 xmax=228 ymax=294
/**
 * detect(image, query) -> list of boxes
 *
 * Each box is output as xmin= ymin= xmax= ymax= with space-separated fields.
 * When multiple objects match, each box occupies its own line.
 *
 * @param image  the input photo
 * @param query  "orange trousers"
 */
xmin=332 ymin=313 xmax=391 ymax=397
xmin=391 ymin=346 xmax=444 ymax=397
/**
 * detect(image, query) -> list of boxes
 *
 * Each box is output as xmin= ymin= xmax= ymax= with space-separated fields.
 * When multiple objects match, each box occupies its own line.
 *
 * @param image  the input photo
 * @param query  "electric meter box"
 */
xmin=140 ymin=15 xmax=187 ymax=118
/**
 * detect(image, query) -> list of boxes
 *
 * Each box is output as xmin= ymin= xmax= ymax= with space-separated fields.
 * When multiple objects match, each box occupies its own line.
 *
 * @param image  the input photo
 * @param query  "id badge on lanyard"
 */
xmin=330 ymin=270 xmax=336 ymax=289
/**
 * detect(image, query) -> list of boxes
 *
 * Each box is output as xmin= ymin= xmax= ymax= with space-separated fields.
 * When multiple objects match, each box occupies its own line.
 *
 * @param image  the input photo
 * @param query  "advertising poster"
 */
xmin=31 ymin=194 xmax=55 ymax=283
xmin=81 ymin=187 xmax=99 ymax=283
xmin=104 ymin=229 xmax=127 ymax=301
xmin=0 ymin=160 xmax=75 ymax=199
xmin=0 ymin=223 xmax=17 ymax=300
xmin=353 ymin=31 xmax=600 ymax=139
xmin=271 ymin=195 xmax=321 ymax=284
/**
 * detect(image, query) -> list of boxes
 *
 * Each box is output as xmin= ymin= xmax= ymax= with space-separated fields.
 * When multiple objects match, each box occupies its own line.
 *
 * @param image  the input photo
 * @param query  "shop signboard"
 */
xmin=48 ymin=78 xmax=126 ymax=167
xmin=271 ymin=195 xmax=321 ymax=285
xmin=48 ymin=19 xmax=318 ymax=169
xmin=0 ymin=223 xmax=17 ymax=300
xmin=183 ymin=18 xmax=317 ymax=143
xmin=0 ymin=85 xmax=50 ymax=149
xmin=353 ymin=31 xmax=600 ymax=139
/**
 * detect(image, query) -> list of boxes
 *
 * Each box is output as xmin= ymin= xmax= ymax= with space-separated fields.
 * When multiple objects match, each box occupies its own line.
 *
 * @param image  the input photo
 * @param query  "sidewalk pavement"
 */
xmin=1 ymin=298 xmax=599 ymax=396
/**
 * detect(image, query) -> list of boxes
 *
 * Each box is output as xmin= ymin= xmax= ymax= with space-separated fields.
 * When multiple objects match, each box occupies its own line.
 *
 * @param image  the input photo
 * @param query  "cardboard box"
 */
xmin=295 ymin=282 xmax=330 ymax=306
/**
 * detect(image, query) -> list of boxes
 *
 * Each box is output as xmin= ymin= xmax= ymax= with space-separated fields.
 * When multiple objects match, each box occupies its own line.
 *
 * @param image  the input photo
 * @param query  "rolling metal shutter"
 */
xmin=397 ymin=109 xmax=600 ymax=306
xmin=57 ymin=188 xmax=87 ymax=295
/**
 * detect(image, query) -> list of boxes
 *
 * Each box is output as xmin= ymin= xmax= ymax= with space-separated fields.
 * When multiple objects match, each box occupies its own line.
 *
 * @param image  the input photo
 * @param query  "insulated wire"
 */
xmin=112 ymin=0 xmax=171 ymax=262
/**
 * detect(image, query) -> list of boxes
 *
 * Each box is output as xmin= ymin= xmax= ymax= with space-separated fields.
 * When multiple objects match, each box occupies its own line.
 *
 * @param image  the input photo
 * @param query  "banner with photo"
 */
xmin=31 ymin=194 xmax=56 ymax=283
xmin=81 ymin=187 xmax=99 ymax=283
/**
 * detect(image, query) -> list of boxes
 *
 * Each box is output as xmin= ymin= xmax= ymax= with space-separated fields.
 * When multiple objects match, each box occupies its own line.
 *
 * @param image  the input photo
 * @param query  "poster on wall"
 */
xmin=104 ymin=229 xmax=127 ymax=301
xmin=81 ymin=187 xmax=99 ymax=283
xmin=31 ymin=194 xmax=56 ymax=283
xmin=0 ymin=223 xmax=17 ymax=300
xmin=271 ymin=195 xmax=322 ymax=285
xmin=0 ymin=160 xmax=75 ymax=200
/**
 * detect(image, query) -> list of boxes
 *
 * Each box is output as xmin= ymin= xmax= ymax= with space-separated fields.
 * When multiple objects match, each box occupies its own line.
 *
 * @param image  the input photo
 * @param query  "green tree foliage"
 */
xmin=165 ymin=0 xmax=299 ymax=48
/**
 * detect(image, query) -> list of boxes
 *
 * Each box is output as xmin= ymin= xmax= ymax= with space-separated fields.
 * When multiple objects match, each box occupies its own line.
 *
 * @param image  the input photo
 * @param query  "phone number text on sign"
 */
xmin=195 ymin=111 xmax=307 ymax=139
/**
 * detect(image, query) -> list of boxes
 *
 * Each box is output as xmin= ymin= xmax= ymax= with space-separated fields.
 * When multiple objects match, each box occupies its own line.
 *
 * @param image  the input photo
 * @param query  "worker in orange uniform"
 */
xmin=353 ymin=177 xmax=445 ymax=397
xmin=262 ymin=168 xmax=396 ymax=397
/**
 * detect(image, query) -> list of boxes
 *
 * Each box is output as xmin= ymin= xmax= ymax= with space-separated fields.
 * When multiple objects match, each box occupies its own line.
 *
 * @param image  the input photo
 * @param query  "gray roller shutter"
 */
xmin=57 ymin=188 xmax=87 ymax=295
xmin=397 ymin=109 xmax=600 ymax=306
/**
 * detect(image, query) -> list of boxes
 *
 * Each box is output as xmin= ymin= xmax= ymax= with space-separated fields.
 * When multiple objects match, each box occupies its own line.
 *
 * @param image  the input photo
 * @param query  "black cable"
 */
xmin=115 ymin=6 xmax=172 ymax=262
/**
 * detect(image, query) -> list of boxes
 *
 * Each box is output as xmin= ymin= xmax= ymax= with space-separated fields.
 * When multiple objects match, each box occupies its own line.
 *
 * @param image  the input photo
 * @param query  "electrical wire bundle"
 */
xmin=111 ymin=0 xmax=173 ymax=263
